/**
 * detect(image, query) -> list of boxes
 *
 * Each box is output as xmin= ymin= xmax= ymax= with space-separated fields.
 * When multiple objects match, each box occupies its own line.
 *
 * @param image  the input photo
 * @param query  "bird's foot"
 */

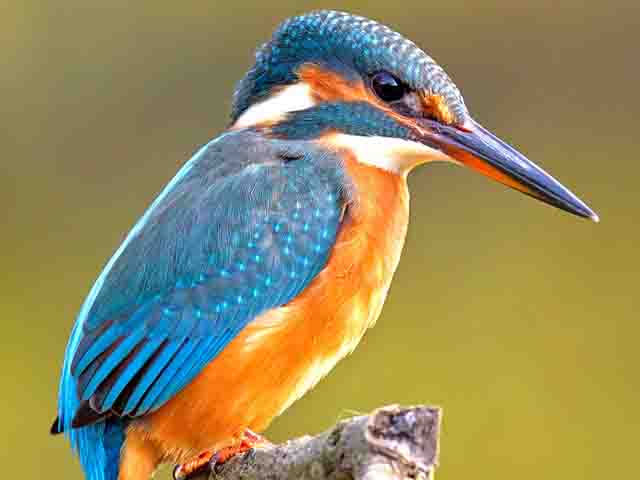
xmin=173 ymin=430 xmax=272 ymax=480
xmin=210 ymin=430 xmax=272 ymax=470
xmin=173 ymin=450 xmax=214 ymax=480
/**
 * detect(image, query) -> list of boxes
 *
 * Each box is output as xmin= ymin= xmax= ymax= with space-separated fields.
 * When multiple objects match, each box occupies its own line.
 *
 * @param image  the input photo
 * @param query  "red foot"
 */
xmin=173 ymin=430 xmax=272 ymax=480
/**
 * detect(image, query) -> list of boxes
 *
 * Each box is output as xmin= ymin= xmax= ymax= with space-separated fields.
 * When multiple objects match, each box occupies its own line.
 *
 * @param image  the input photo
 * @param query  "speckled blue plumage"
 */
xmin=56 ymin=130 xmax=350 ymax=480
xmin=232 ymin=10 xmax=466 ymax=123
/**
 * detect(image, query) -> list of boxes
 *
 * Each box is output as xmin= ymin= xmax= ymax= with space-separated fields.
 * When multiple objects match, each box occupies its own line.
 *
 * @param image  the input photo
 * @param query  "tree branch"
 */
xmin=206 ymin=405 xmax=441 ymax=480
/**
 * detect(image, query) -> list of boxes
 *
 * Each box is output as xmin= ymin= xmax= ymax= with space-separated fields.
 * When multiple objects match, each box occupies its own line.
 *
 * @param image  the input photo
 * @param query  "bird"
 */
xmin=51 ymin=10 xmax=598 ymax=480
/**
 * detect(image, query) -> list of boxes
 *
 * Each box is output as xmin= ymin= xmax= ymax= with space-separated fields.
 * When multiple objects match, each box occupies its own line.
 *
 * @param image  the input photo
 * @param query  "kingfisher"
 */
xmin=51 ymin=10 xmax=598 ymax=480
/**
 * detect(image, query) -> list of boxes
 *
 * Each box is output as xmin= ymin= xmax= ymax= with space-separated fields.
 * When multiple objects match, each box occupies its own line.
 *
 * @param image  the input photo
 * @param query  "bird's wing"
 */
xmin=56 ymin=131 xmax=347 ymax=430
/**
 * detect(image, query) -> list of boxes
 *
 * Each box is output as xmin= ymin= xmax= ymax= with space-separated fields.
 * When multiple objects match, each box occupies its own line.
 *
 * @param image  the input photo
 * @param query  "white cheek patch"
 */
xmin=327 ymin=134 xmax=457 ymax=175
xmin=233 ymin=83 xmax=316 ymax=129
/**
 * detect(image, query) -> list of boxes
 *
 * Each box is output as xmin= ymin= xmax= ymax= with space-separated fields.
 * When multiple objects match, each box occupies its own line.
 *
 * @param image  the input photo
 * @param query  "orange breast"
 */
xmin=141 ymin=152 xmax=410 ymax=461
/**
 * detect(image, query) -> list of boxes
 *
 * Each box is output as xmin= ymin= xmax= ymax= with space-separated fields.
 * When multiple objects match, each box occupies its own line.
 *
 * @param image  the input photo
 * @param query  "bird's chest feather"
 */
xmin=146 ymin=155 xmax=409 ymax=456
xmin=257 ymin=154 xmax=410 ymax=409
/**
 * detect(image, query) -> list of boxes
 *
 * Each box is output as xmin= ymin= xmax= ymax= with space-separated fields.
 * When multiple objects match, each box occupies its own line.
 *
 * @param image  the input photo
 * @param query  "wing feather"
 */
xmin=56 ymin=131 xmax=347 ymax=431
xmin=133 ymin=338 xmax=202 ymax=416
xmin=119 ymin=339 xmax=182 ymax=416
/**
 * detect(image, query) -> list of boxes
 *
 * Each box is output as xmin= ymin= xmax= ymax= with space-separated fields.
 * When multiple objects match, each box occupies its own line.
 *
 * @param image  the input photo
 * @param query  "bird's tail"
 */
xmin=56 ymin=419 xmax=125 ymax=480
xmin=54 ymin=322 xmax=125 ymax=480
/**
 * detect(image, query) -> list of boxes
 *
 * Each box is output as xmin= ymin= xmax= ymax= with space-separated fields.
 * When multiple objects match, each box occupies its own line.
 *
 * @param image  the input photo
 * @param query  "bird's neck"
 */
xmin=331 ymin=143 xmax=410 ymax=265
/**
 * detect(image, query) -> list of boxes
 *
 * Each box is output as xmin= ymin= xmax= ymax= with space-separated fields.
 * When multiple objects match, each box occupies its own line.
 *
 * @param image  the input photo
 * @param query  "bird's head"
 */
xmin=231 ymin=10 xmax=597 ymax=221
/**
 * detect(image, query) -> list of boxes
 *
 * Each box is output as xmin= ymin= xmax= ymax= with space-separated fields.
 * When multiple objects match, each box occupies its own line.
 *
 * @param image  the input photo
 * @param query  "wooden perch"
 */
xmin=202 ymin=405 xmax=441 ymax=480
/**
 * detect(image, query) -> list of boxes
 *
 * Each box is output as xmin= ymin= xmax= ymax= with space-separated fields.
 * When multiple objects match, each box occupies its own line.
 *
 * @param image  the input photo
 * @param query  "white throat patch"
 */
xmin=327 ymin=134 xmax=457 ymax=175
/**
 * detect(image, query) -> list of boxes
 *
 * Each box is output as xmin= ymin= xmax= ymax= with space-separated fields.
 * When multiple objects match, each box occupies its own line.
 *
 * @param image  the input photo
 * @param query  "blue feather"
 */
xmin=151 ymin=337 xmax=221 ymax=408
xmin=81 ymin=329 xmax=145 ymax=401
xmin=58 ymin=319 xmax=126 ymax=480
xmin=121 ymin=339 xmax=183 ymax=415
xmin=100 ymin=336 xmax=165 ymax=410
xmin=72 ymin=321 xmax=121 ymax=375
xmin=135 ymin=339 xmax=201 ymax=415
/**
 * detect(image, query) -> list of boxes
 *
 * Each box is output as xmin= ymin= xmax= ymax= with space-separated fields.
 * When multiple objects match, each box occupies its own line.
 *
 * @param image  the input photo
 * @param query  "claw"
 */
xmin=173 ymin=450 xmax=213 ymax=480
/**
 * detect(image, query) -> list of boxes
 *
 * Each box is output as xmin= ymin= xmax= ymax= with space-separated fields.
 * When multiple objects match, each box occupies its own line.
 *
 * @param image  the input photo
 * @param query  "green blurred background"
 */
xmin=3 ymin=1 xmax=638 ymax=479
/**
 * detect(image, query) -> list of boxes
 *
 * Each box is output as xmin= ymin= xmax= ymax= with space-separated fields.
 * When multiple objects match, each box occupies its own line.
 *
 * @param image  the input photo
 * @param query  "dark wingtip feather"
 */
xmin=50 ymin=416 xmax=63 ymax=435
xmin=71 ymin=400 xmax=110 ymax=429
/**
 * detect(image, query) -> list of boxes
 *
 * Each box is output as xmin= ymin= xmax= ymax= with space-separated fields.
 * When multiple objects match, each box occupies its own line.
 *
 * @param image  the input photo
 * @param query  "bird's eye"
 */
xmin=371 ymin=71 xmax=406 ymax=102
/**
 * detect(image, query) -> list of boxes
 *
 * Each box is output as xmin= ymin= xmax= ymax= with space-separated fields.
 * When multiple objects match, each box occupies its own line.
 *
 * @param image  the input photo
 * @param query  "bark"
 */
xmin=204 ymin=405 xmax=441 ymax=480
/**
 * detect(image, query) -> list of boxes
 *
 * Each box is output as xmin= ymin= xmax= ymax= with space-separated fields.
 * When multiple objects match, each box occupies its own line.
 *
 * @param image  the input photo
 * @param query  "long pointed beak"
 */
xmin=418 ymin=117 xmax=599 ymax=222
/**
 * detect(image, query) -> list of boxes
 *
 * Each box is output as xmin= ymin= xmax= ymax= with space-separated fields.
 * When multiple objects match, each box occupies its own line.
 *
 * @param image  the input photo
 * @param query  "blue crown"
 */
xmin=231 ymin=10 xmax=467 ymax=123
